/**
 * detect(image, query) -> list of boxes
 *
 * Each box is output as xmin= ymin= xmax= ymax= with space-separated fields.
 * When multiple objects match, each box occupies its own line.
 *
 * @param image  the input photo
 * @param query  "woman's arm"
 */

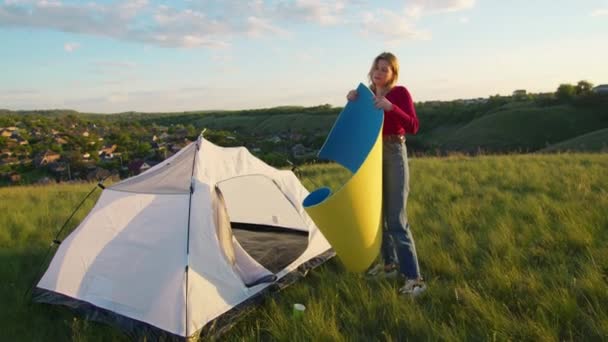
xmin=387 ymin=87 xmax=419 ymax=134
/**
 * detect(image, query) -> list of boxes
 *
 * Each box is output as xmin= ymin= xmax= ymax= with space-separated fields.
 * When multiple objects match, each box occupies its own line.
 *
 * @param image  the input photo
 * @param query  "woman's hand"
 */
xmin=374 ymin=96 xmax=394 ymax=111
xmin=346 ymin=89 xmax=358 ymax=101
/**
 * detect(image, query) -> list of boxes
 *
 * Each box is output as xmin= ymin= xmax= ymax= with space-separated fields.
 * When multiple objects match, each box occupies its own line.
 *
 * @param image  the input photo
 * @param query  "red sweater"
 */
xmin=382 ymin=86 xmax=419 ymax=136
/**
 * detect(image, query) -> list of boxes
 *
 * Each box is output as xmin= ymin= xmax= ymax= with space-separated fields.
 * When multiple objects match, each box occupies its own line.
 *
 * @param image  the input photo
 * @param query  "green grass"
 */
xmin=2 ymin=154 xmax=608 ymax=341
xmin=540 ymin=128 xmax=608 ymax=153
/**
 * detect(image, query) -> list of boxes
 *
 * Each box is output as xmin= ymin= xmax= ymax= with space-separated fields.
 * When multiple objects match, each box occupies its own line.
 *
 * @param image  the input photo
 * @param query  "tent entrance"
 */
xmin=216 ymin=175 xmax=310 ymax=276
xmin=231 ymin=223 xmax=308 ymax=274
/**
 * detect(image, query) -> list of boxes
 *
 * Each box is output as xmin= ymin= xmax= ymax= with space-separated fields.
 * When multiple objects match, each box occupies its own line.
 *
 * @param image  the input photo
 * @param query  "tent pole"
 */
xmin=184 ymin=137 xmax=200 ymax=338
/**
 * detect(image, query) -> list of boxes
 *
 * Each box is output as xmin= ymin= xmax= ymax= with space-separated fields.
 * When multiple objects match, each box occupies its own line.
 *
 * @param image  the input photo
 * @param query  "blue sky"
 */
xmin=1 ymin=0 xmax=607 ymax=113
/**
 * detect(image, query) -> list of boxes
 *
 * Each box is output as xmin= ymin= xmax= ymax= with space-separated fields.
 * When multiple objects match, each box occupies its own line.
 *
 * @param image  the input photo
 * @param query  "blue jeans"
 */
xmin=381 ymin=141 xmax=421 ymax=280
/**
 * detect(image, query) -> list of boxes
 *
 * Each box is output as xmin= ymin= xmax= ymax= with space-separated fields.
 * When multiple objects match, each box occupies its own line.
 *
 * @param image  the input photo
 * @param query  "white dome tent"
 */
xmin=33 ymin=135 xmax=333 ymax=339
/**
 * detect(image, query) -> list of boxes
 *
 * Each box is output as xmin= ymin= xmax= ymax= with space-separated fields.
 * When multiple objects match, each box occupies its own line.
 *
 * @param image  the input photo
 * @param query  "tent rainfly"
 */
xmin=33 ymin=136 xmax=333 ymax=339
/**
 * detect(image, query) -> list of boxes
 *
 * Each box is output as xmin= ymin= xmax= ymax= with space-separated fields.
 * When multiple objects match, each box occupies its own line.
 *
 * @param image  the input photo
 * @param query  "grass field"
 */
xmin=1 ymin=153 xmax=607 ymax=341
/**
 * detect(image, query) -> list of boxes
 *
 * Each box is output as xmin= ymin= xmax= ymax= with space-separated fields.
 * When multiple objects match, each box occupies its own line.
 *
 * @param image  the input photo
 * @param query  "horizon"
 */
xmin=2 ymin=0 xmax=607 ymax=113
xmin=0 ymin=86 xmax=577 ymax=115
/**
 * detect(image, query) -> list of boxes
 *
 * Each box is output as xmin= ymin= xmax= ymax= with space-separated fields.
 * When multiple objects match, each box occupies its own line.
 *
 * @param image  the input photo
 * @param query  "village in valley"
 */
xmin=0 ymin=112 xmax=323 ymax=186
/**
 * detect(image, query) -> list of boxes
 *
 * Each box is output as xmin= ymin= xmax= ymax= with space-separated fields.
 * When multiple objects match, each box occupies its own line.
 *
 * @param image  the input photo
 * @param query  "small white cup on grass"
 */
xmin=293 ymin=303 xmax=306 ymax=319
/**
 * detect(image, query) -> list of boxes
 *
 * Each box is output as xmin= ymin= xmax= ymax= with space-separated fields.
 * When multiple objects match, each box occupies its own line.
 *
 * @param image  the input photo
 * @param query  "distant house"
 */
xmin=128 ymin=160 xmax=151 ymax=175
xmin=55 ymin=136 xmax=69 ymax=145
xmin=49 ymin=162 xmax=66 ymax=173
xmin=292 ymin=144 xmax=315 ymax=159
xmin=9 ymin=172 xmax=21 ymax=183
xmin=512 ymin=90 xmax=528 ymax=100
xmin=36 ymin=150 xmax=61 ymax=166
xmin=513 ymin=89 xmax=527 ymax=97
xmin=98 ymin=144 xmax=117 ymax=157
xmin=12 ymin=136 xmax=29 ymax=145
xmin=0 ymin=157 xmax=19 ymax=166
xmin=100 ymin=152 xmax=115 ymax=160
xmin=292 ymin=144 xmax=306 ymax=156
xmin=592 ymin=84 xmax=608 ymax=94
xmin=424 ymin=100 xmax=442 ymax=107
xmin=463 ymin=98 xmax=488 ymax=105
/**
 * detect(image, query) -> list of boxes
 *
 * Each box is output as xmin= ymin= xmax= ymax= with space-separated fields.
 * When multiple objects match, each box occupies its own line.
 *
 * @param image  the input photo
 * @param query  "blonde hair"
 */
xmin=368 ymin=52 xmax=399 ymax=94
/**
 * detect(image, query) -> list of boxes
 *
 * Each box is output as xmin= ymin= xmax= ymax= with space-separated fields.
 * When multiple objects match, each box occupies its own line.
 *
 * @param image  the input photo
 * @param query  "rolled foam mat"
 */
xmin=303 ymin=83 xmax=383 ymax=272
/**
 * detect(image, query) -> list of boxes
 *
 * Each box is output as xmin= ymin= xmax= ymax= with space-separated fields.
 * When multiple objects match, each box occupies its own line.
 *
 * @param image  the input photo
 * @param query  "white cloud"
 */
xmin=361 ymin=10 xmax=431 ymax=43
xmin=37 ymin=0 xmax=61 ymax=8
xmin=121 ymin=0 xmax=147 ymax=12
xmin=0 ymin=0 xmax=469 ymax=49
xmin=0 ymin=1 xmax=238 ymax=48
xmin=590 ymin=8 xmax=608 ymax=16
xmin=246 ymin=16 xmax=289 ymax=37
xmin=406 ymin=0 xmax=475 ymax=17
xmin=358 ymin=0 xmax=474 ymax=43
xmin=276 ymin=0 xmax=348 ymax=26
xmin=63 ymin=42 xmax=79 ymax=52
xmin=0 ymin=0 xmax=351 ymax=48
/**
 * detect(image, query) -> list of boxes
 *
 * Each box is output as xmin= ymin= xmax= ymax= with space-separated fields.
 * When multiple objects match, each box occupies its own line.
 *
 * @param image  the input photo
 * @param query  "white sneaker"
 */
xmin=366 ymin=263 xmax=398 ymax=279
xmin=399 ymin=279 xmax=427 ymax=297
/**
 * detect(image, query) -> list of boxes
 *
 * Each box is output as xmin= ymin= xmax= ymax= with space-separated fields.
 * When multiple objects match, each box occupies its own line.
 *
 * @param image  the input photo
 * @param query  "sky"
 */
xmin=1 ymin=0 xmax=607 ymax=113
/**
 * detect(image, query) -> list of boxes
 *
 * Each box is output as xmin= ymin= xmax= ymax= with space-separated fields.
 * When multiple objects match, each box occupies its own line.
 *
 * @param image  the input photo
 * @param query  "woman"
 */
xmin=346 ymin=52 xmax=426 ymax=296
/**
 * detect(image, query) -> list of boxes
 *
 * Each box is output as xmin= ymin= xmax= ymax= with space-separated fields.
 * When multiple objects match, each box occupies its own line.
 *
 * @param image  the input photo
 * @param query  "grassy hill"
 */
xmin=192 ymin=112 xmax=338 ymax=135
xmin=432 ymin=105 xmax=608 ymax=153
xmin=1 ymin=154 xmax=607 ymax=340
xmin=539 ymin=128 xmax=608 ymax=153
